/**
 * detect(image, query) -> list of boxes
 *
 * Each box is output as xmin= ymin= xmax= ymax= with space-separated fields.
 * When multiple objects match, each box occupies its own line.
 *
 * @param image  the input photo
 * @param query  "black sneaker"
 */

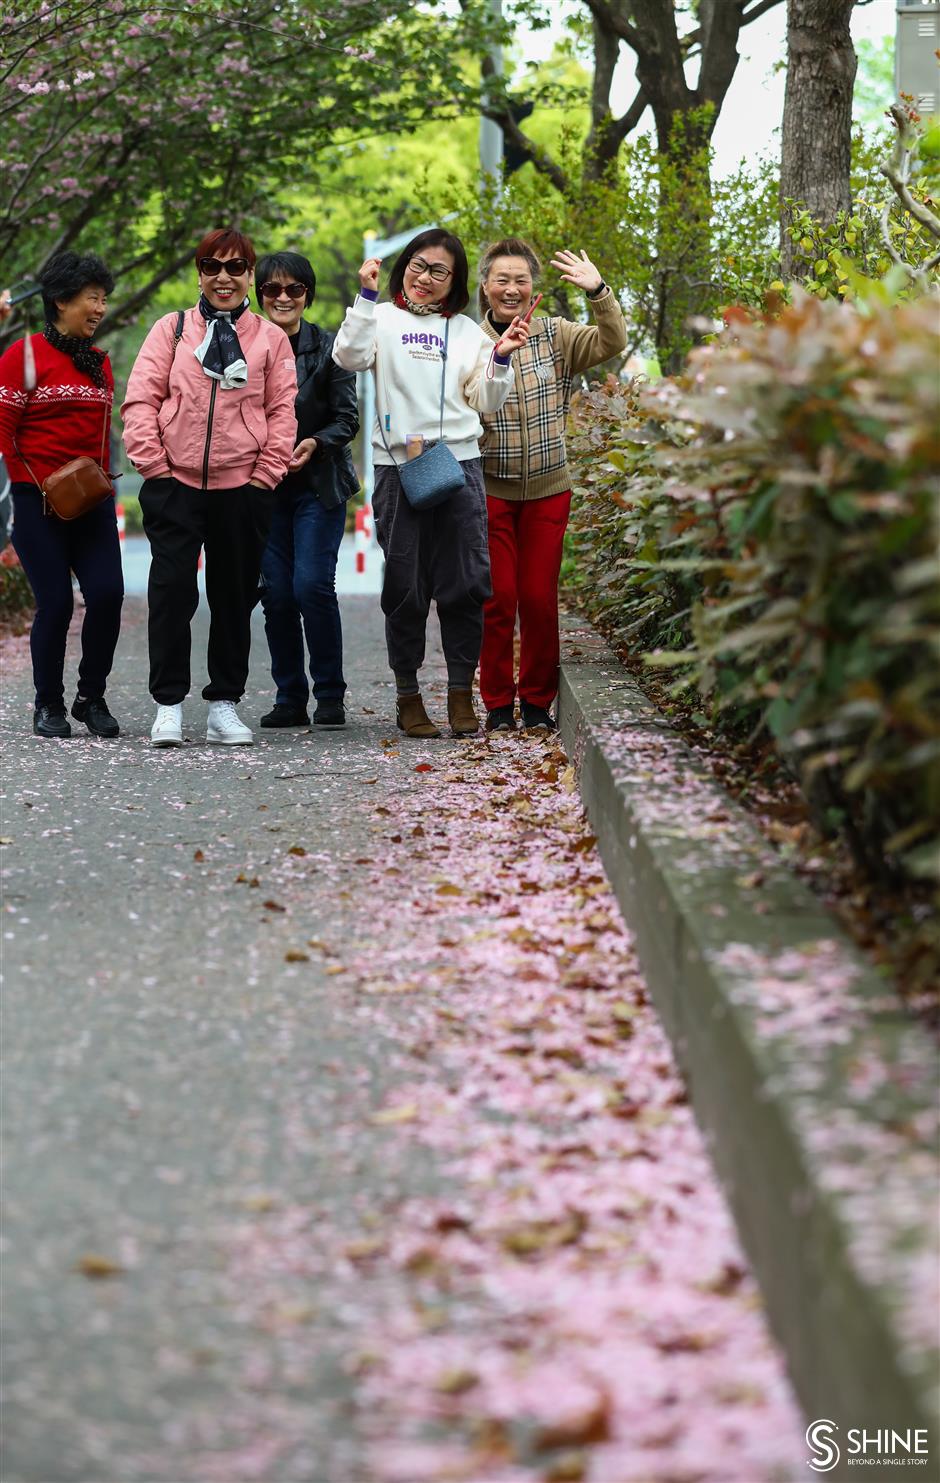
xmin=71 ymin=695 xmax=120 ymax=737
xmin=313 ymin=700 xmax=346 ymax=730
xmin=520 ymin=702 xmax=557 ymax=733
xmin=485 ymin=705 xmax=516 ymax=732
xmin=259 ymin=703 xmax=310 ymax=728
xmin=33 ymin=704 xmax=71 ymax=738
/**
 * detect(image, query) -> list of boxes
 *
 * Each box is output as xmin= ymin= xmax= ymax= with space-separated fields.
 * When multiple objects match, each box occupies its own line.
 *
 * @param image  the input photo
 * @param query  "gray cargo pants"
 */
xmin=372 ymin=458 xmax=491 ymax=686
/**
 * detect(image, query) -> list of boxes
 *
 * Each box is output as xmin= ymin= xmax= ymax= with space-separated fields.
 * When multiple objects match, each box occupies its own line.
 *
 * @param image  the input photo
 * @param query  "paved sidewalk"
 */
xmin=1 ymin=599 xmax=806 ymax=1482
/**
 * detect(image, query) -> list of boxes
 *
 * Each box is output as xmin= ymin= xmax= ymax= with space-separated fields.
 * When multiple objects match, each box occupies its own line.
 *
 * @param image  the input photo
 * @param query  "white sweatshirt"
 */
xmin=332 ymin=295 xmax=513 ymax=465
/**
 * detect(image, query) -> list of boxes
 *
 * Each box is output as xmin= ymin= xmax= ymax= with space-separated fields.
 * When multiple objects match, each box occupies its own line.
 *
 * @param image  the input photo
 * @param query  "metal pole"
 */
xmin=361 ymin=230 xmax=377 ymax=505
xmin=479 ymin=0 xmax=504 ymax=197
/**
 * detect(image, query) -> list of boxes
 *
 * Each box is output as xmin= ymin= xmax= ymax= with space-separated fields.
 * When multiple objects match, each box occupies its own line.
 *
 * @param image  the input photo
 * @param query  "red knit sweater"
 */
xmin=0 ymin=333 xmax=114 ymax=486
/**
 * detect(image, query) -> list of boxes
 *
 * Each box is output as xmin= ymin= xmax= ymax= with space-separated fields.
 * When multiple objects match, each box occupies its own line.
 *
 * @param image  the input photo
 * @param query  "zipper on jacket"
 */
xmin=201 ymin=379 xmax=218 ymax=490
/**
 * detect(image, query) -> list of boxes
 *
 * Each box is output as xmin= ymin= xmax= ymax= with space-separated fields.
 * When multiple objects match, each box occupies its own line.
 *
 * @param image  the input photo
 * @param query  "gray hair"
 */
xmin=478 ymin=237 xmax=541 ymax=314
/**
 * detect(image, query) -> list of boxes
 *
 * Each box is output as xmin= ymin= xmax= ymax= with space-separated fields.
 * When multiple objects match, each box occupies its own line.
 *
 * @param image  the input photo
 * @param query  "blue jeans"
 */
xmin=260 ymin=488 xmax=346 ymax=706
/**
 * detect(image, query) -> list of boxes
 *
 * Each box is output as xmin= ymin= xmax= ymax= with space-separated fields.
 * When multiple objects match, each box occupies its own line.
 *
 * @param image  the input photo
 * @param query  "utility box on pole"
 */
xmin=896 ymin=2 xmax=940 ymax=116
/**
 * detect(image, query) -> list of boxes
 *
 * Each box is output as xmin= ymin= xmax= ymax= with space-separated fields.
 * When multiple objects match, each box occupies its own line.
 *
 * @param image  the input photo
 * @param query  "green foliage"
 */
xmin=780 ymin=115 xmax=940 ymax=302
xmin=566 ymin=293 xmax=940 ymax=887
xmin=0 ymin=0 xmax=499 ymax=339
xmin=415 ymin=110 xmax=779 ymax=366
xmin=0 ymin=559 xmax=35 ymax=625
xmin=853 ymin=36 xmax=895 ymax=132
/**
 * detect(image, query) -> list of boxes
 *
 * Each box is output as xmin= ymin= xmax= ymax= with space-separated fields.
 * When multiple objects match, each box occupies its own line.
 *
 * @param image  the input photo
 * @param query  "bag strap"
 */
xmin=12 ymin=345 xmax=111 ymax=501
xmin=375 ymin=317 xmax=450 ymax=467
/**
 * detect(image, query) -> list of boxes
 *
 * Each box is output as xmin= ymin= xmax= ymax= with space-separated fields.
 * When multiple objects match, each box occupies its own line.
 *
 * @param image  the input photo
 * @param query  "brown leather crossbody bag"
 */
xmin=15 ymin=400 xmax=112 ymax=520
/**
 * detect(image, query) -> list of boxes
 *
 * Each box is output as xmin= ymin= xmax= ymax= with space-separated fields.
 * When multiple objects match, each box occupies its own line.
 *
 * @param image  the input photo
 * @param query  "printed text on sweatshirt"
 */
xmin=332 ymin=297 xmax=513 ymax=466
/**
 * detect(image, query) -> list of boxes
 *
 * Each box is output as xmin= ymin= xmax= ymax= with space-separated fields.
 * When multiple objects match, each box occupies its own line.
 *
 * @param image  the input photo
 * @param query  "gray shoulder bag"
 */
xmin=376 ymin=318 xmax=467 ymax=510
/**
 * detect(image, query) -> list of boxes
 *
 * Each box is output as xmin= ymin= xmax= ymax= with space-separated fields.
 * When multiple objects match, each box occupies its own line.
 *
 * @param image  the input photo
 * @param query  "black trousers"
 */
xmin=10 ymin=484 xmax=124 ymax=708
xmin=140 ymin=477 xmax=274 ymax=705
xmin=372 ymin=458 xmax=491 ymax=687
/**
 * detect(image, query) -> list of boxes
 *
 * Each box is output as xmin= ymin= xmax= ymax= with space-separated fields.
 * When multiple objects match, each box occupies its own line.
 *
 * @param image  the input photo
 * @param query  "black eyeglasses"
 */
xmin=408 ymin=257 xmax=452 ymax=283
xmin=259 ymin=281 xmax=307 ymax=301
xmin=200 ymin=257 xmax=250 ymax=277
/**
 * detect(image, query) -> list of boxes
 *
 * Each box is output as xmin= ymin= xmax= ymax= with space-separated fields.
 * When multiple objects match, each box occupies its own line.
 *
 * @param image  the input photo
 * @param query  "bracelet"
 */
xmin=586 ymin=281 xmax=607 ymax=300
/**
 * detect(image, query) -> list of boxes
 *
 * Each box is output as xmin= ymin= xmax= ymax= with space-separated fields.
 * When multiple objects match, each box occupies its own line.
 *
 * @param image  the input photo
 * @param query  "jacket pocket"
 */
xmin=157 ymin=396 xmax=182 ymax=436
xmin=238 ymin=400 xmax=266 ymax=453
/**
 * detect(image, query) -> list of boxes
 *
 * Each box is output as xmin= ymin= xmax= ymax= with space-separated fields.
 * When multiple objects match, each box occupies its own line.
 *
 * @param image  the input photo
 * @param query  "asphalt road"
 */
xmin=0 ymin=597 xmax=804 ymax=1483
xmin=0 ymin=599 xmax=453 ymax=1482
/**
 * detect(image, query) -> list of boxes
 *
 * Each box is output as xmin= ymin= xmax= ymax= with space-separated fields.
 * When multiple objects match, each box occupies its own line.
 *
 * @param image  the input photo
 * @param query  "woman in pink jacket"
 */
xmin=122 ymin=228 xmax=297 ymax=747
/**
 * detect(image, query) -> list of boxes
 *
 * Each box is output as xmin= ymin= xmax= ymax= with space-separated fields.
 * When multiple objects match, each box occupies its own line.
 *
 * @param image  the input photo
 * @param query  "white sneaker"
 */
xmin=206 ymin=700 xmax=253 ymax=746
xmin=151 ymin=703 xmax=183 ymax=747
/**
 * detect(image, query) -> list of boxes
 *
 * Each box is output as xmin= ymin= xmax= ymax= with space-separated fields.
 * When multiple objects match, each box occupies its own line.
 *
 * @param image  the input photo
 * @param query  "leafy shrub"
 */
xmin=567 ymin=292 xmax=940 ymax=885
xmin=0 ymin=550 xmax=35 ymax=628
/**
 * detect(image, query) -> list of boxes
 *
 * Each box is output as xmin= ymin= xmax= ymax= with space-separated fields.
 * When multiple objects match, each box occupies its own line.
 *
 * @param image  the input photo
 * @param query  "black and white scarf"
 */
xmin=43 ymin=322 xmax=108 ymax=388
xmin=195 ymin=293 xmax=249 ymax=389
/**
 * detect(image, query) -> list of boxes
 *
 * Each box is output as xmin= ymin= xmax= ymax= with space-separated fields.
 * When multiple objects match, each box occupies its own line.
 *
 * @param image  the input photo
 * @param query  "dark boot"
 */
xmin=448 ymin=688 xmax=480 ymax=737
xmin=485 ymin=704 xmax=516 ymax=732
xmin=396 ymin=693 xmax=442 ymax=739
xmin=313 ymin=700 xmax=346 ymax=730
xmin=33 ymin=704 xmax=71 ymax=739
xmin=71 ymin=695 xmax=120 ymax=737
xmin=260 ymin=702 xmax=310 ymax=728
xmin=520 ymin=701 xmax=557 ymax=733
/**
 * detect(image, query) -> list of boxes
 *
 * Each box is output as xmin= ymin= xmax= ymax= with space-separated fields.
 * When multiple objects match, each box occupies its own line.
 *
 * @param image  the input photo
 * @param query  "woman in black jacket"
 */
xmin=256 ymin=252 xmax=359 ymax=729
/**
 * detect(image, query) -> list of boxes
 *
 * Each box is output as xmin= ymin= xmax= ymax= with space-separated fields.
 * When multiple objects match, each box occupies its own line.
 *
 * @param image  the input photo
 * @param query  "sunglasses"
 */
xmin=259 ymin=281 xmax=307 ymax=301
xmin=199 ymin=257 xmax=250 ymax=277
xmin=408 ymin=257 xmax=452 ymax=283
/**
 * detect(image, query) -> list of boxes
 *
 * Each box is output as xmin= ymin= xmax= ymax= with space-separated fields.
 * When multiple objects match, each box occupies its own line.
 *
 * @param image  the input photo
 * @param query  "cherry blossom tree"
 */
xmin=0 ymin=0 xmax=498 ymax=341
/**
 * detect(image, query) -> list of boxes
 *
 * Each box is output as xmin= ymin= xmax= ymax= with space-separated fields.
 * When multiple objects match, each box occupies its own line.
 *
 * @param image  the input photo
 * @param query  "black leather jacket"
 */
xmin=279 ymin=318 xmax=359 ymax=509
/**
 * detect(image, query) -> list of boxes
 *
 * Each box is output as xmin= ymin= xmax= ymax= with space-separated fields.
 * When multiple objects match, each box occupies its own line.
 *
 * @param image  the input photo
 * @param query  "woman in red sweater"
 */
xmin=0 ymin=252 xmax=123 ymax=738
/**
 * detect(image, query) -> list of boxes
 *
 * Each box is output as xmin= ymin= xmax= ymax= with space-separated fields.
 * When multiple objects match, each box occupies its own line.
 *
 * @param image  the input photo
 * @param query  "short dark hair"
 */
xmin=39 ymin=251 xmax=114 ymax=321
xmin=387 ymin=229 xmax=469 ymax=315
xmin=254 ymin=251 xmax=316 ymax=309
xmin=193 ymin=227 xmax=256 ymax=271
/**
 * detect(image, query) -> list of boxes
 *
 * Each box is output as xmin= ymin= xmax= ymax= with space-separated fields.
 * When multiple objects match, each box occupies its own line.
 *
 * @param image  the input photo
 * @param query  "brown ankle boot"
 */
xmin=447 ymin=688 xmax=480 ymax=737
xmin=396 ymin=692 xmax=441 ymax=738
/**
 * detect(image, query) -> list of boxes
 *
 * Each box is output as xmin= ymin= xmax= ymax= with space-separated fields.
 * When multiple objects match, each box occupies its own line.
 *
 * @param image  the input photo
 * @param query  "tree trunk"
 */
xmin=655 ymin=114 xmax=716 ymax=374
xmin=779 ymin=0 xmax=857 ymax=275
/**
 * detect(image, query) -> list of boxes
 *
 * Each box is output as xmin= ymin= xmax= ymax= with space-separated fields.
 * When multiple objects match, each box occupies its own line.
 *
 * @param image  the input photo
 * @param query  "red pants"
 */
xmin=479 ymin=489 xmax=572 ymax=711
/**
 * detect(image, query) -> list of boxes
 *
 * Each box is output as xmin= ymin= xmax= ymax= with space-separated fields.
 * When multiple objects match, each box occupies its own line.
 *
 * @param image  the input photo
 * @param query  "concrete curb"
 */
xmin=558 ymin=616 xmax=939 ymax=1478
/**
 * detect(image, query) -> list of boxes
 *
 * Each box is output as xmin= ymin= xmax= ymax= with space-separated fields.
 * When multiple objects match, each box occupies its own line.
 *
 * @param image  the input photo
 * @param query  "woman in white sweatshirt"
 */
xmin=332 ymin=229 xmax=529 ymax=738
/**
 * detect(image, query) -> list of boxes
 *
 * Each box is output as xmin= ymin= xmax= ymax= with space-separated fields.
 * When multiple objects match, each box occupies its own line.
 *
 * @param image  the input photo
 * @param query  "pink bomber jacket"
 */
xmin=121 ymin=306 xmax=298 ymax=490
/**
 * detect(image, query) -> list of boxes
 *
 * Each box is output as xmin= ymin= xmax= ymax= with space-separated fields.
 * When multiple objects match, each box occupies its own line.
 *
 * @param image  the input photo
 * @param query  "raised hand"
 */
xmin=550 ymin=248 xmax=603 ymax=295
xmin=494 ymin=315 xmax=531 ymax=357
xmin=358 ymin=257 xmax=382 ymax=292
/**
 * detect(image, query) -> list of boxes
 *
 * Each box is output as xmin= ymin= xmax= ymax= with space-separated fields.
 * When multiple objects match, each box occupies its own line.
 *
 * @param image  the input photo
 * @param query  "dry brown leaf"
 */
xmin=369 ymin=1102 xmax=419 ymax=1125
xmin=533 ymin=1393 xmax=610 ymax=1451
xmin=284 ymin=950 xmax=310 ymax=963
xmin=344 ymin=1237 xmax=386 ymax=1262
xmin=73 ymin=1253 xmax=123 ymax=1280
xmin=262 ymin=899 xmax=285 ymax=912
xmin=193 ymin=848 xmax=204 ymax=862
xmin=571 ymin=834 xmax=598 ymax=854
xmin=287 ymin=845 xmax=307 ymax=857
xmin=434 ymin=1368 xmax=479 ymax=1395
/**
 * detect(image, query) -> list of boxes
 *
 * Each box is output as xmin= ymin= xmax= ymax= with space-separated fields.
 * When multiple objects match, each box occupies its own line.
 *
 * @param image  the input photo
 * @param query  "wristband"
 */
xmin=586 ymin=281 xmax=607 ymax=300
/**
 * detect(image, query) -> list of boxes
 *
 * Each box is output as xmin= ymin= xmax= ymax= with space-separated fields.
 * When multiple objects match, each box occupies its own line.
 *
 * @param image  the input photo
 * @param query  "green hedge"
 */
xmin=567 ymin=292 xmax=940 ymax=887
xmin=0 ymin=558 xmax=34 ymax=627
